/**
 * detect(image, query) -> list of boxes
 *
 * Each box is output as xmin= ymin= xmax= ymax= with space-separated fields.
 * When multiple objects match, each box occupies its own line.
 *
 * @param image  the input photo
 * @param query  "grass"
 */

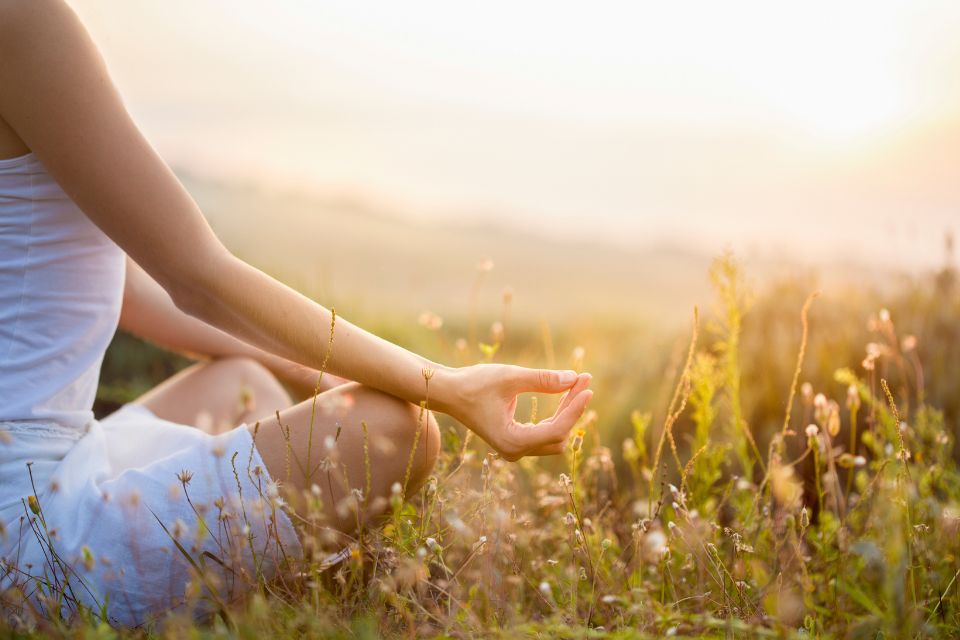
xmin=3 ymin=252 xmax=960 ymax=638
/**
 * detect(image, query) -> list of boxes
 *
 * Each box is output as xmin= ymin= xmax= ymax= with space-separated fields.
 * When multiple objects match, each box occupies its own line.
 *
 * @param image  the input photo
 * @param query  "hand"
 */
xmin=439 ymin=365 xmax=593 ymax=461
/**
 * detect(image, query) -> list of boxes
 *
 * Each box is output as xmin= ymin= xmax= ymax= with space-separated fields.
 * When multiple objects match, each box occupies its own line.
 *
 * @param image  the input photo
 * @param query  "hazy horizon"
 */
xmin=71 ymin=1 xmax=960 ymax=271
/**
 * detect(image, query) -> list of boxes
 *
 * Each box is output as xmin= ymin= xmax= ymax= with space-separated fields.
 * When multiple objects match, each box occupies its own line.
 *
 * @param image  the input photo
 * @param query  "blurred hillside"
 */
xmin=179 ymin=172 xmax=929 ymax=332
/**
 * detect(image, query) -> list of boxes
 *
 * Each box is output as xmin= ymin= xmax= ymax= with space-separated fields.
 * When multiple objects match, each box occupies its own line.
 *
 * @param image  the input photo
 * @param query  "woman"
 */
xmin=0 ymin=0 xmax=593 ymax=626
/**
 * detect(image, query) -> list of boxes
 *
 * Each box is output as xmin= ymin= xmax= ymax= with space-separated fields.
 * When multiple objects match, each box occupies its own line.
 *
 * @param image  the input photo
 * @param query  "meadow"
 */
xmin=3 ymin=235 xmax=956 ymax=638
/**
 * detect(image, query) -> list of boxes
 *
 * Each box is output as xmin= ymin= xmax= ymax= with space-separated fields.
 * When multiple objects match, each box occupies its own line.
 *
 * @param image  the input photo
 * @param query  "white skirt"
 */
xmin=0 ymin=404 xmax=302 ymax=627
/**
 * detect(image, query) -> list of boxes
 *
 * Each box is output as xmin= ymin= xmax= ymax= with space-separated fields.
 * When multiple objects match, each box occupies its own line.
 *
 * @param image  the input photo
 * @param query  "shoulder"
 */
xmin=0 ymin=0 xmax=84 ymax=53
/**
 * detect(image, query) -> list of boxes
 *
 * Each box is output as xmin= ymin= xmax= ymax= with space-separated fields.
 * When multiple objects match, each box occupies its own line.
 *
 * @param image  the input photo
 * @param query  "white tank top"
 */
xmin=0 ymin=152 xmax=124 ymax=430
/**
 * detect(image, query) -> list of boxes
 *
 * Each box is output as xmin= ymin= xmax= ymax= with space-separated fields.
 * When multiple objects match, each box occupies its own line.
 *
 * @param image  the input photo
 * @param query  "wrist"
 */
xmin=426 ymin=364 xmax=465 ymax=417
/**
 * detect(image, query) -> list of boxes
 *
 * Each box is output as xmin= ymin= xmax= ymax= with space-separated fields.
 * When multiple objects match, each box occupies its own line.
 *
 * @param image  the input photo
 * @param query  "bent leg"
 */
xmin=251 ymin=382 xmax=441 ymax=534
xmin=132 ymin=356 xmax=293 ymax=433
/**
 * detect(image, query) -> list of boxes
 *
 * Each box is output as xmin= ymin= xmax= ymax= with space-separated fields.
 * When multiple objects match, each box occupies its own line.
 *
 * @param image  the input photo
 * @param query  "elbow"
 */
xmin=161 ymin=245 xmax=236 ymax=319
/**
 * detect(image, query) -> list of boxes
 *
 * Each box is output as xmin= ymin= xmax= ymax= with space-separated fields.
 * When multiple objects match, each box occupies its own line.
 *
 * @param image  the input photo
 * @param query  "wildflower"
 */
xmin=266 ymin=481 xmax=280 ymax=499
xmin=490 ymin=321 xmax=504 ymax=343
xmin=81 ymin=545 xmax=95 ymax=571
xmin=538 ymin=581 xmax=552 ymax=597
xmin=27 ymin=495 xmax=40 ymax=515
xmin=800 ymin=507 xmax=809 ymax=528
xmin=853 ymin=455 xmax=866 ymax=466
xmin=559 ymin=473 xmax=572 ymax=489
xmin=642 ymin=530 xmax=668 ymax=561
xmin=311 ymin=483 xmax=322 ymax=497
xmin=176 ymin=469 xmax=194 ymax=486
xmin=805 ymin=424 xmax=819 ymax=438
xmin=570 ymin=429 xmax=584 ymax=453
xmin=902 ymin=335 xmax=917 ymax=352
xmin=601 ymin=538 xmax=612 ymax=550
xmin=837 ymin=453 xmax=856 ymax=468
xmin=846 ymin=384 xmax=861 ymax=411
xmin=879 ymin=308 xmax=891 ymax=323
xmin=417 ymin=311 xmax=444 ymax=331
xmin=826 ymin=403 xmax=841 ymax=437
xmin=571 ymin=346 xmax=585 ymax=365
xmin=172 ymin=518 xmax=188 ymax=539
xmin=813 ymin=394 xmax=828 ymax=423
xmin=564 ymin=512 xmax=576 ymax=526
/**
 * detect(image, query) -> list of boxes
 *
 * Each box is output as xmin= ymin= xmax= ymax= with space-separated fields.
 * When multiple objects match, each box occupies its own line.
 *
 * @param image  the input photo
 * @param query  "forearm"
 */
xmin=121 ymin=258 xmax=329 ymax=395
xmin=174 ymin=254 xmax=459 ymax=414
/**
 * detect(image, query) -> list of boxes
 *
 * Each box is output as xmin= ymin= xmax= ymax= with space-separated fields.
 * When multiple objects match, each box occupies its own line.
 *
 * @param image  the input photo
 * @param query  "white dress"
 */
xmin=0 ymin=152 xmax=301 ymax=626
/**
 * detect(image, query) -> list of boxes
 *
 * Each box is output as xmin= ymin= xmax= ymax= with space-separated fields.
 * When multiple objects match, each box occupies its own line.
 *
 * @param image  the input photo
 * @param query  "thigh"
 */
xmin=130 ymin=357 xmax=293 ymax=434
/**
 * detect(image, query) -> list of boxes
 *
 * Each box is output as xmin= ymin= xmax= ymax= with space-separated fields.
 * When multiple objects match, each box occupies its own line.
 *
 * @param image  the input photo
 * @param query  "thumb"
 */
xmin=511 ymin=367 xmax=578 ymax=393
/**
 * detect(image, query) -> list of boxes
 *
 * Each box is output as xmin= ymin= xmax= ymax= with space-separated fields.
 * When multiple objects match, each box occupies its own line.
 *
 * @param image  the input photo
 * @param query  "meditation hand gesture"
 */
xmin=438 ymin=365 xmax=593 ymax=460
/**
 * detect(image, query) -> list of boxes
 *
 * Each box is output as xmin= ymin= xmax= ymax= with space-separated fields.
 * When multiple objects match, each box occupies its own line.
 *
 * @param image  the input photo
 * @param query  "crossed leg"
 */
xmin=128 ymin=356 xmax=441 ymax=534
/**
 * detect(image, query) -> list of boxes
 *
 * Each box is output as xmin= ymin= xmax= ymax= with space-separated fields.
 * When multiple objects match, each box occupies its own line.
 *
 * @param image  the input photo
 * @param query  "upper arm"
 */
xmin=0 ymin=0 xmax=229 ymax=300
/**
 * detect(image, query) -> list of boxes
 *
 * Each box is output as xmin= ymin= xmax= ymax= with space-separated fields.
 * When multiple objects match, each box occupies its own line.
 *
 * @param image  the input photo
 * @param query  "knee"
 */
xmin=394 ymin=400 xmax=440 ymax=491
xmin=212 ymin=356 xmax=292 ymax=414
xmin=355 ymin=387 xmax=440 ymax=487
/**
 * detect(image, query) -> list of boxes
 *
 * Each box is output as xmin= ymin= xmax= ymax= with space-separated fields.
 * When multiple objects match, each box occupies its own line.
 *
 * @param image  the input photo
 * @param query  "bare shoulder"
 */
xmin=0 ymin=0 xmax=86 ymax=53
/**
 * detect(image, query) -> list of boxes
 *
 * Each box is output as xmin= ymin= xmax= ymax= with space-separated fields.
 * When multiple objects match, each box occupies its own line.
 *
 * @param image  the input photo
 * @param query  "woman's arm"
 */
xmin=120 ymin=257 xmax=344 ymax=397
xmin=0 ymin=0 xmax=592 ymax=459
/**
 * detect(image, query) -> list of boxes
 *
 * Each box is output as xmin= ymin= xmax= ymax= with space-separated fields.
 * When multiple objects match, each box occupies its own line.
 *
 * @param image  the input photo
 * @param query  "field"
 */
xmin=5 ymin=179 xmax=960 ymax=638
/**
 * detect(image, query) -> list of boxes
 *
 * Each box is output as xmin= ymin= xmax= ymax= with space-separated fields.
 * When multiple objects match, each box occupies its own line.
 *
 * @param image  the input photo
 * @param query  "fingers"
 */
xmin=542 ymin=389 xmax=593 ymax=438
xmin=528 ymin=442 xmax=566 ymax=456
xmin=557 ymin=373 xmax=592 ymax=413
xmin=510 ymin=366 xmax=579 ymax=394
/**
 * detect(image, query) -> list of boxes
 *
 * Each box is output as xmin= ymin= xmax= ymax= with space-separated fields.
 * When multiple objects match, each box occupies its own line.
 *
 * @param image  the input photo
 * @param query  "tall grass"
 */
xmin=5 ymin=253 xmax=960 ymax=638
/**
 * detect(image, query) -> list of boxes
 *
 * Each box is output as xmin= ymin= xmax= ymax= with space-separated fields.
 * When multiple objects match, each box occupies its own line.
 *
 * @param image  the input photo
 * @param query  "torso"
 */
xmin=0 ymin=131 xmax=125 ymax=430
xmin=0 ymin=114 xmax=29 ymax=159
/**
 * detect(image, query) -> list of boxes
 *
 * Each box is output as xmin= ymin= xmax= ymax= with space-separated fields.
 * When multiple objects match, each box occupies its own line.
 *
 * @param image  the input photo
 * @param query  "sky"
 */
xmin=70 ymin=1 xmax=960 ymax=270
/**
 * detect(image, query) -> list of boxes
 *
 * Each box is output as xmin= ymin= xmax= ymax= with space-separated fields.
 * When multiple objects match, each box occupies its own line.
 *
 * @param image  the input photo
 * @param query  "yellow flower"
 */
xmin=27 ymin=495 xmax=40 ymax=515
